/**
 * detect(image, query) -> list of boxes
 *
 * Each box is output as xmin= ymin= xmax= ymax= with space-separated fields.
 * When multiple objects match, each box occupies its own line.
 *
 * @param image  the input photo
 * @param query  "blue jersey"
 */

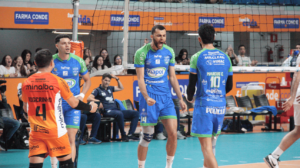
xmin=134 ymin=43 xmax=176 ymax=95
xmin=190 ymin=48 xmax=233 ymax=107
xmin=52 ymin=53 xmax=88 ymax=97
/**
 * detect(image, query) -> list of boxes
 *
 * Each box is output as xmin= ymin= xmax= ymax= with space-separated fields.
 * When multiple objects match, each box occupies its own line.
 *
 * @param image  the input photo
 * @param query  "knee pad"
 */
xmin=59 ymin=158 xmax=74 ymax=168
xmin=29 ymin=163 xmax=43 ymax=168
xmin=139 ymin=126 xmax=154 ymax=147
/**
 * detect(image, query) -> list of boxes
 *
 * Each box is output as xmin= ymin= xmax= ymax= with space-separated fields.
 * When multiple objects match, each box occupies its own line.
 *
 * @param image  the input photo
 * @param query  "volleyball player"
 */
xmin=186 ymin=24 xmax=233 ymax=168
xmin=22 ymin=49 xmax=97 ymax=168
xmin=135 ymin=25 xmax=187 ymax=168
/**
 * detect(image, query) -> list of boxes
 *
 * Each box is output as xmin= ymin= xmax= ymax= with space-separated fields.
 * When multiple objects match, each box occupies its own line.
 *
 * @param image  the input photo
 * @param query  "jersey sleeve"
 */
xmin=92 ymin=88 xmax=99 ymax=97
xmin=190 ymin=54 xmax=198 ymax=74
xmin=109 ymin=86 xmax=115 ymax=92
xmin=57 ymin=77 xmax=73 ymax=100
xmin=21 ymin=82 xmax=28 ymax=103
xmin=227 ymin=55 xmax=233 ymax=76
xmin=169 ymin=48 xmax=176 ymax=66
xmin=134 ymin=48 xmax=146 ymax=68
xmin=79 ymin=57 xmax=88 ymax=76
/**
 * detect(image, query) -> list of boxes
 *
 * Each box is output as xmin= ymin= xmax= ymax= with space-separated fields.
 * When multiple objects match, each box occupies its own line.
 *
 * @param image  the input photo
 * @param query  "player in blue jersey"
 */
xmin=135 ymin=25 xmax=187 ymax=168
xmin=186 ymin=24 xmax=233 ymax=168
xmin=50 ymin=34 xmax=91 ymax=168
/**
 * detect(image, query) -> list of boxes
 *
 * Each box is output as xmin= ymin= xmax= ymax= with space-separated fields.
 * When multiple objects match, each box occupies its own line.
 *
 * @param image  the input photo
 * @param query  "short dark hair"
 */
xmin=238 ymin=45 xmax=245 ymax=50
xmin=34 ymin=49 xmax=53 ymax=68
xmin=55 ymin=34 xmax=71 ymax=44
xmin=102 ymin=73 xmax=112 ymax=80
xmin=151 ymin=25 xmax=166 ymax=34
xmin=35 ymin=48 xmax=43 ymax=53
xmin=1 ymin=55 xmax=11 ymax=66
xmin=198 ymin=24 xmax=215 ymax=44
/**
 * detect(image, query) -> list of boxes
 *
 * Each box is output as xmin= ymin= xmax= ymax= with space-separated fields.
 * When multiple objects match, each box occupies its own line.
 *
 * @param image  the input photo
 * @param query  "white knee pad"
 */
xmin=212 ymin=135 xmax=218 ymax=156
xmin=139 ymin=126 xmax=154 ymax=147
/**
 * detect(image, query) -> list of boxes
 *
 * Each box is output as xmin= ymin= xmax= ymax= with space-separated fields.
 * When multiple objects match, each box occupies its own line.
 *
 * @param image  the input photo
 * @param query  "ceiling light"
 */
xmin=52 ymin=31 xmax=89 ymax=35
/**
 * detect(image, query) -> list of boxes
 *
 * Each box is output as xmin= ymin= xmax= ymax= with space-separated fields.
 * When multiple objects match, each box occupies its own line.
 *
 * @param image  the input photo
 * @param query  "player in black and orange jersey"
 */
xmin=22 ymin=49 xmax=98 ymax=168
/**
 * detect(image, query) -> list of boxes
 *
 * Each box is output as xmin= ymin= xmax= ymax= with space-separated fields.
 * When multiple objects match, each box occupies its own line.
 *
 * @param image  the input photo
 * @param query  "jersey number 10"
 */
xmin=210 ymin=76 xmax=220 ymax=88
xmin=36 ymin=104 xmax=46 ymax=121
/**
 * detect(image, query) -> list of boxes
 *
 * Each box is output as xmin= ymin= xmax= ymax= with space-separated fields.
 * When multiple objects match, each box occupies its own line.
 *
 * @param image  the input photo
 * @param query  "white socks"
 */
xmin=138 ymin=160 xmax=145 ymax=168
xmin=50 ymin=157 xmax=58 ymax=168
xmin=272 ymin=147 xmax=284 ymax=159
xmin=166 ymin=155 xmax=174 ymax=168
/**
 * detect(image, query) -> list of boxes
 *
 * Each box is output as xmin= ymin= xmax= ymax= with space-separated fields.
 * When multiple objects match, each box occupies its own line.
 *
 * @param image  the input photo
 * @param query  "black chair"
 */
xmin=226 ymin=95 xmax=237 ymax=107
xmin=235 ymin=96 xmax=253 ymax=108
xmin=122 ymin=99 xmax=134 ymax=110
xmin=134 ymin=101 xmax=139 ymax=111
xmin=253 ymin=94 xmax=282 ymax=132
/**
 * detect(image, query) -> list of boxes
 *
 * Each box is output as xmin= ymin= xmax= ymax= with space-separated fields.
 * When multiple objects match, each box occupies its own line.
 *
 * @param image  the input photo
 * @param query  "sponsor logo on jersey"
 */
xmin=202 ymin=79 xmax=207 ymax=85
xmin=50 ymin=146 xmax=66 ymax=151
xmin=105 ymin=96 xmax=114 ymax=103
xmin=101 ymin=92 xmax=106 ymax=96
xmin=206 ymin=89 xmax=222 ymax=94
xmin=222 ymin=79 xmax=226 ymax=85
xmin=61 ymin=66 xmax=70 ymax=70
xmin=206 ymin=106 xmax=225 ymax=114
xmin=206 ymin=98 xmax=222 ymax=102
xmin=29 ymin=97 xmax=52 ymax=102
xmin=213 ymin=60 xmax=225 ymax=65
xmin=164 ymin=56 xmax=170 ymax=64
xmin=26 ymin=84 xmax=54 ymax=90
xmin=73 ymin=116 xmax=80 ymax=125
xmin=206 ymin=60 xmax=213 ymax=65
xmin=57 ymin=98 xmax=64 ymax=129
xmin=204 ymin=55 xmax=225 ymax=59
xmin=73 ymin=67 xmax=79 ymax=76
xmin=154 ymin=55 xmax=162 ymax=58
xmin=53 ymin=68 xmax=58 ymax=75
xmin=65 ymin=79 xmax=76 ymax=88
xmin=63 ymin=71 xmax=68 ymax=76
xmin=145 ymin=79 xmax=164 ymax=84
xmin=108 ymin=90 xmax=111 ymax=94
xmin=147 ymin=67 xmax=166 ymax=78
xmin=29 ymin=145 xmax=39 ymax=151
xmin=156 ymin=59 xmax=160 ymax=64
xmin=34 ymin=125 xmax=49 ymax=134
xmin=146 ymin=59 xmax=151 ymax=65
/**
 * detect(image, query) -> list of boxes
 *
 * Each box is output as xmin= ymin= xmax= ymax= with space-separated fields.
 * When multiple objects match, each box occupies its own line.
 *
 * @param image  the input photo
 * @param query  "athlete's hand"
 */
xmin=76 ymin=96 xmax=84 ymax=101
xmin=179 ymin=99 xmax=187 ymax=112
xmin=186 ymin=97 xmax=195 ymax=104
xmin=89 ymin=101 xmax=98 ymax=113
xmin=146 ymin=97 xmax=156 ymax=106
xmin=99 ymin=103 xmax=104 ymax=109
xmin=283 ymin=98 xmax=294 ymax=112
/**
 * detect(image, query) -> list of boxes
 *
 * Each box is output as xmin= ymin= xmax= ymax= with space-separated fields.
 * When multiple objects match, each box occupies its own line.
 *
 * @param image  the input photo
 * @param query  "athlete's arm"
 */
xmin=21 ymin=84 xmax=28 ymax=113
xmin=111 ymin=74 xmax=124 ymax=91
xmin=187 ymin=72 xmax=197 ymax=101
xmin=136 ymin=67 xmax=150 ymax=101
xmin=80 ymin=73 xmax=91 ymax=99
xmin=226 ymin=75 xmax=233 ymax=93
xmin=66 ymin=96 xmax=97 ymax=112
xmin=87 ymin=94 xmax=100 ymax=102
xmin=169 ymin=66 xmax=187 ymax=111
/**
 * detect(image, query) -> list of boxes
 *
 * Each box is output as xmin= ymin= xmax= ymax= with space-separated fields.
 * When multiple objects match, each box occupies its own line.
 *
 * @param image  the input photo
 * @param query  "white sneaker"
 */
xmin=264 ymin=154 xmax=279 ymax=168
xmin=177 ymin=130 xmax=186 ymax=139
xmin=155 ymin=132 xmax=167 ymax=140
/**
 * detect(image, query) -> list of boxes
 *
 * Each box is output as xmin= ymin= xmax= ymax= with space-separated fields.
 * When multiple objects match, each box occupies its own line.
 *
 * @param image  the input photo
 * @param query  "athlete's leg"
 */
xmin=161 ymin=119 xmax=177 ymax=168
xmin=203 ymin=135 xmax=218 ymax=168
xmin=138 ymin=126 xmax=155 ymax=168
xmin=199 ymin=137 xmax=218 ymax=168
xmin=67 ymin=128 xmax=78 ymax=162
xmin=29 ymin=154 xmax=45 ymax=168
xmin=57 ymin=154 xmax=74 ymax=168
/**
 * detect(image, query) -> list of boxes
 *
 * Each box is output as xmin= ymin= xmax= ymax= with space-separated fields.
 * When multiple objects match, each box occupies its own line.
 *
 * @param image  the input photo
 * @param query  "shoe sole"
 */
xmin=263 ymin=157 xmax=274 ymax=168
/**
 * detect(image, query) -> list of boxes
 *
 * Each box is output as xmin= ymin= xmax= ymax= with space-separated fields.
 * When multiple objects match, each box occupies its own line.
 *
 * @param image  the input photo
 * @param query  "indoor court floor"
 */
xmin=0 ymin=132 xmax=299 ymax=168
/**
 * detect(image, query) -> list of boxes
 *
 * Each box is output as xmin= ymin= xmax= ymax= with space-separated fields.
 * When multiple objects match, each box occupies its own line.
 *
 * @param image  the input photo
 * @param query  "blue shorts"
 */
xmin=191 ymin=105 xmax=226 ymax=138
xmin=62 ymin=101 xmax=81 ymax=129
xmin=139 ymin=92 xmax=176 ymax=126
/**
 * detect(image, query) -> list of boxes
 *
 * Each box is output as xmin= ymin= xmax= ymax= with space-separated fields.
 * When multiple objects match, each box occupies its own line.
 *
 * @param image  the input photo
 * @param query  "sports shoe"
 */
xmin=79 ymin=139 xmax=87 ymax=145
xmin=264 ymin=154 xmax=279 ymax=168
xmin=155 ymin=132 xmax=167 ymax=140
xmin=0 ymin=141 xmax=5 ymax=151
xmin=88 ymin=137 xmax=102 ymax=144
xmin=121 ymin=135 xmax=129 ymax=142
xmin=128 ymin=134 xmax=139 ymax=141
xmin=177 ymin=130 xmax=186 ymax=139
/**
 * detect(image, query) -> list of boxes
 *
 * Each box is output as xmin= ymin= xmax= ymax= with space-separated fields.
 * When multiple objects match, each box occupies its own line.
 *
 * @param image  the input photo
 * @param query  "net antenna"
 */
xmin=123 ymin=0 xmax=130 ymax=68
xmin=72 ymin=0 xmax=80 ymax=41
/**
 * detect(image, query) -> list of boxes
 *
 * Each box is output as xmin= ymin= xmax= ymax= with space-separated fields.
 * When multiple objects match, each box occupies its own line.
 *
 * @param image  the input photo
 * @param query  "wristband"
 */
xmin=90 ymin=104 xmax=93 ymax=111
xmin=76 ymin=93 xmax=85 ymax=98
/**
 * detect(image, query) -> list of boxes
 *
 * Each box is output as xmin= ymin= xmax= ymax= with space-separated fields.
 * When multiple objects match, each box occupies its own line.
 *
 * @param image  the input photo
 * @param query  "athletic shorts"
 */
xmin=139 ymin=92 xmax=176 ymax=126
xmin=62 ymin=102 xmax=81 ymax=129
xmin=191 ymin=105 xmax=226 ymax=138
xmin=28 ymin=133 xmax=71 ymax=158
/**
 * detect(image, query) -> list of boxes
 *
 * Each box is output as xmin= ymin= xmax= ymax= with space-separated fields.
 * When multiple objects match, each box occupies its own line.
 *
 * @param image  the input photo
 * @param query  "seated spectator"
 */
xmin=84 ymin=48 xmax=93 ymax=64
xmin=83 ymin=55 xmax=92 ymax=73
xmin=91 ymin=55 xmax=108 ymax=74
xmin=0 ymin=90 xmax=20 ymax=150
xmin=99 ymin=49 xmax=112 ymax=68
xmin=175 ymin=49 xmax=190 ymax=65
xmin=21 ymin=49 xmax=33 ymax=72
xmin=87 ymin=73 xmax=139 ymax=141
xmin=13 ymin=56 xmax=30 ymax=77
xmin=226 ymin=46 xmax=239 ymax=66
xmin=237 ymin=45 xmax=258 ymax=66
xmin=0 ymin=55 xmax=17 ymax=77
xmin=79 ymin=108 xmax=102 ymax=145
xmin=155 ymin=106 xmax=186 ymax=140
xmin=112 ymin=55 xmax=127 ymax=75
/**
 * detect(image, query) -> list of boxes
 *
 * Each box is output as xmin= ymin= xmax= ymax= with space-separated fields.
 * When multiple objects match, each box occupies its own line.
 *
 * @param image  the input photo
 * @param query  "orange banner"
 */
xmin=0 ymin=7 xmax=299 ymax=32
